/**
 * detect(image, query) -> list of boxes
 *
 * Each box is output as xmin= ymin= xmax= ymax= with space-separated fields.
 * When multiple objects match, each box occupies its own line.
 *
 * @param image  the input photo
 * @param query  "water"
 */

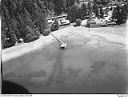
xmin=2 ymin=22 xmax=128 ymax=93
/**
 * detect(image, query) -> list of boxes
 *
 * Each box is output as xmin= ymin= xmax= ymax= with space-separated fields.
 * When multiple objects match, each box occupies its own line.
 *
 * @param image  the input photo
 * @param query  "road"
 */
xmin=2 ymin=21 xmax=128 ymax=93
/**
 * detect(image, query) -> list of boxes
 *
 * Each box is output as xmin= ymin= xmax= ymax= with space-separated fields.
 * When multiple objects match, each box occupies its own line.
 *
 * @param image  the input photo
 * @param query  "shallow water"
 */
xmin=2 ymin=36 xmax=128 ymax=93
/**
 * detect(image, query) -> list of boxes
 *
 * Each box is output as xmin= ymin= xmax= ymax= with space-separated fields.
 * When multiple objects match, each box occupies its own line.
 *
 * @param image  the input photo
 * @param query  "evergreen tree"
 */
xmin=111 ymin=4 xmax=127 ymax=25
xmin=93 ymin=3 xmax=99 ymax=18
xmin=67 ymin=2 xmax=81 ymax=23
xmin=1 ymin=0 xmax=49 ymax=49
xmin=65 ymin=0 xmax=76 ymax=12
xmin=80 ymin=3 xmax=87 ymax=20
xmin=53 ymin=0 xmax=66 ymax=15
xmin=51 ymin=19 xmax=59 ymax=31
xmin=94 ymin=0 xmax=109 ymax=6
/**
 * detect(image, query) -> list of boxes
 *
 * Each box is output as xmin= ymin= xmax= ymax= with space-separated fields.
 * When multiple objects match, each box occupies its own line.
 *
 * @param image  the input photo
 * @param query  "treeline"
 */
xmin=1 ymin=0 xmax=50 ymax=49
xmin=52 ymin=0 xmax=77 ymax=15
xmin=94 ymin=0 xmax=109 ymax=5
xmin=67 ymin=2 xmax=88 ymax=23
xmin=53 ymin=0 xmax=110 ymax=22
xmin=52 ymin=0 xmax=110 ymax=15
xmin=66 ymin=0 xmax=128 ymax=23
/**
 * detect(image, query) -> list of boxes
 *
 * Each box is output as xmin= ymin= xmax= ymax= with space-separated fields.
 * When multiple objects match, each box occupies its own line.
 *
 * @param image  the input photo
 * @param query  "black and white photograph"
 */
xmin=1 ymin=0 xmax=128 ymax=94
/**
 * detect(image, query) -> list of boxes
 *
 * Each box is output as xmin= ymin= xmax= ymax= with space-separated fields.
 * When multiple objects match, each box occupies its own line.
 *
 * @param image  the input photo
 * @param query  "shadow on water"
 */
xmin=90 ymin=61 xmax=106 ymax=76
xmin=45 ymin=48 xmax=66 ymax=92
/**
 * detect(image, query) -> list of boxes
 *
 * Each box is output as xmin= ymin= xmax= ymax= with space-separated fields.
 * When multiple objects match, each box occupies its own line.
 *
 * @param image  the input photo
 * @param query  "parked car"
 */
xmin=48 ymin=19 xmax=54 ymax=24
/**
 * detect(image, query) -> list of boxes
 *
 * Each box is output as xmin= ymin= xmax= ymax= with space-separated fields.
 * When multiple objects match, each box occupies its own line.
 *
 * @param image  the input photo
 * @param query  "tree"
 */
xmin=65 ymin=0 xmax=76 ymax=12
xmin=1 ymin=0 xmax=50 ymax=49
xmin=24 ymin=26 xmax=40 ymax=43
xmin=111 ymin=4 xmax=127 ymax=25
xmin=53 ymin=0 xmax=66 ymax=15
xmin=80 ymin=3 xmax=87 ymax=20
xmin=99 ymin=5 xmax=104 ymax=18
xmin=94 ymin=0 xmax=109 ymax=5
xmin=93 ymin=3 xmax=99 ymax=18
xmin=51 ymin=19 xmax=60 ymax=31
xmin=67 ymin=2 xmax=81 ymax=23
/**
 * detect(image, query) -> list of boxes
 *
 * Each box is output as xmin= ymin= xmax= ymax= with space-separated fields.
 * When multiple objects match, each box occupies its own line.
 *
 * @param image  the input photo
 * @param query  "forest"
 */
xmin=1 ymin=0 xmax=111 ymax=49
xmin=1 ymin=0 xmax=78 ymax=49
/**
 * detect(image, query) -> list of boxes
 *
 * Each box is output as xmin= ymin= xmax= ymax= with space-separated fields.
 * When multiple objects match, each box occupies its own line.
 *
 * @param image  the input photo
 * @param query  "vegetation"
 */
xmin=53 ymin=0 xmax=66 ymax=15
xmin=50 ymin=19 xmax=60 ymax=31
xmin=42 ymin=28 xmax=51 ymax=36
xmin=80 ymin=3 xmax=88 ymax=20
xmin=53 ymin=0 xmax=76 ymax=15
xmin=75 ymin=18 xmax=81 ymax=26
xmin=67 ymin=1 xmax=92 ymax=23
xmin=1 ymin=0 xmax=49 ymax=49
xmin=94 ymin=0 xmax=109 ymax=5
xmin=111 ymin=3 xmax=128 ymax=25
xmin=67 ymin=1 xmax=81 ymax=23
xmin=1 ymin=0 xmax=78 ymax=49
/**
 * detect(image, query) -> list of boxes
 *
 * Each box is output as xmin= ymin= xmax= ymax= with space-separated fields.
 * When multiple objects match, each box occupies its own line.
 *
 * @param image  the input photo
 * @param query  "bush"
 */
xmin=24 ymin=33 xmax=39 ymax=43
xmin=42 ymin=29 xmax=51 ymax=36
xmin=75 ymin=19 xmax=81 ymax=26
